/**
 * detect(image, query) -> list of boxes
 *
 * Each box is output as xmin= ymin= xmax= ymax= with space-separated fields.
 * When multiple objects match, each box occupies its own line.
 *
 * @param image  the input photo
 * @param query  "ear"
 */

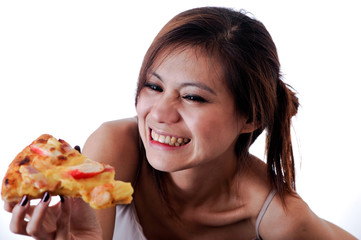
xmin=239 ymin=118 xmax=260 ymax=134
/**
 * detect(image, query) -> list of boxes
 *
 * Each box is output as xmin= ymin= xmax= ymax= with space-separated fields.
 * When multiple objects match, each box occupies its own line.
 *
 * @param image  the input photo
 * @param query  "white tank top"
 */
xmin=112 ymin=189 xmax=277 ymax=240
xmin=112 ymin=203 xmax=147 ymax=240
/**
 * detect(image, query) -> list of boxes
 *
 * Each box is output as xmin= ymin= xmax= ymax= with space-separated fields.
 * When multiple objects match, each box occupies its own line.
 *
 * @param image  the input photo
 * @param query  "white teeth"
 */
xmin=151 ymin=130 xmax=159 ymax=141
xmin=158 ymin=135 xmax=165 ymax=143
xmin=165 ymin=136 xmax=171 ymax=144
xmin=151 ymin=130 xmax=190 ymax=146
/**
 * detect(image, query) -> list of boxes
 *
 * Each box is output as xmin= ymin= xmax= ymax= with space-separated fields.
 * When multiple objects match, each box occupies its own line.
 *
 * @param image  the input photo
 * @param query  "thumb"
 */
xmin=55 ymin=196 xmax=71 ymax=240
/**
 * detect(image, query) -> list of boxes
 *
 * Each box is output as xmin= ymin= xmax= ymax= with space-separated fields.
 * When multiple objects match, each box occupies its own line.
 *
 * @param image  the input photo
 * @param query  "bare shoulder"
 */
xmin=81 ymin=118 xmax=140 ymax=240
xmin=82 ymin=117 xmax=140 ymax=183
xmin=260 ymin=192 xmax=357 ymax=240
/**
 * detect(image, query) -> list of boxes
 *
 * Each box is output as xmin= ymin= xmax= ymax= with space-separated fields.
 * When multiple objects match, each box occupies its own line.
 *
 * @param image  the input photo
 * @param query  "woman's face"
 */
xmin=136 ymin=48 xmax=252 ymax=173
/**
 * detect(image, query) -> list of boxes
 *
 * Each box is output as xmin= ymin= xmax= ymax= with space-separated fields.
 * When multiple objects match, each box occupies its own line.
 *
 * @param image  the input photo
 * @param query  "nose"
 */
xmin=150 ymin=96 xmax=181 ymax=124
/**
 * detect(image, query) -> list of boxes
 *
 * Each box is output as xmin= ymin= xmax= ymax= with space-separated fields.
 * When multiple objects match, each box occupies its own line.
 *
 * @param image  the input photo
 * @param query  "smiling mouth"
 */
xmin=151 ymin=129 xmax=190 ymax=147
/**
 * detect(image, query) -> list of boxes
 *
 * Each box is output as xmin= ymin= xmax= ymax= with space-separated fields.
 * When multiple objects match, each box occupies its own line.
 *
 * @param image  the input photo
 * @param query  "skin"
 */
xmin=4 ymin=48 xmax=357 ymax=240
xmin=4 ymin=196 xmax=101 ymax=239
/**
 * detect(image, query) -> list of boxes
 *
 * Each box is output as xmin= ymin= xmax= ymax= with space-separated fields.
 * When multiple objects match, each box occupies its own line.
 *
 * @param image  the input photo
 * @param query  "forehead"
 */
xmin=150 ymin=47 xmax=225 ymax=85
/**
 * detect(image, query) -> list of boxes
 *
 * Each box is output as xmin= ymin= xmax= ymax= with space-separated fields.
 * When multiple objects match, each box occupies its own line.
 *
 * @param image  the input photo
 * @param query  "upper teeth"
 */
xmin=151 ymin=130 xmax=190 ymax=146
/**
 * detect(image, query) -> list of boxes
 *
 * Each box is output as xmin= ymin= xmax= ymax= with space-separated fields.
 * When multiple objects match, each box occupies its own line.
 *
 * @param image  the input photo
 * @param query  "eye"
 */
xmin=144 ymin=83 xmax=163 ymax=92
xmin=182 ymin=95 xmax=207 ymax=103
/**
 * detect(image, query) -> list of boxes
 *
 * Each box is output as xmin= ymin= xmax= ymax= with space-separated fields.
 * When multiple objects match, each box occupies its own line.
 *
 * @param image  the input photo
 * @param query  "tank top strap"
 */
xmin=254 ymin=188 xmax=277 ymax=240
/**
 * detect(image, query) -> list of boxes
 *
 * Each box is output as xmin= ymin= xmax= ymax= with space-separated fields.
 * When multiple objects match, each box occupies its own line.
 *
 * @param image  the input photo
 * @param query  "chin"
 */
xmin=146 ymin=157 xmax=188 ymax=173
xmin=147 ymin=159 xmax=174 ymax=172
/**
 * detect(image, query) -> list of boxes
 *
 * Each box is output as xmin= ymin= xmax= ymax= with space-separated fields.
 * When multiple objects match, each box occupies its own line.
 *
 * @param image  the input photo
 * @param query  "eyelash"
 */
xmin=144 ymin=82 xmax=208 ymax=103
xmin=182 ymin=95 xmax=207 ymax=103
xmin=144 ymin=83 xmax=163 ymax=92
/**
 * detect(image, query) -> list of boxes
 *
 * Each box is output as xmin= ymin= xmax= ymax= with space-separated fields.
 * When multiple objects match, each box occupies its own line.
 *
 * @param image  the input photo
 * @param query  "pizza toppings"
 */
xmin=19 ymin=165 xmax=49 ymax=190
xmin=90 ymin=183 xmax=113 ymax=208
xmin=30 ymin=144 xmax=45 ymax=156
xmin=68 ymin=161 xmax=105 ymax=179
xmin=30 ymin=143 xmax=64 ymax=157
xmin=29 ymin=135 xmax=73 ymax=158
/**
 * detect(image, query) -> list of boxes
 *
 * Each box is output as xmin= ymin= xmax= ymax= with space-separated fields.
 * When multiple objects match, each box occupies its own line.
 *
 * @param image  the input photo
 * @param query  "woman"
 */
xmin=4 ymin=7 xmax=356 ymax=240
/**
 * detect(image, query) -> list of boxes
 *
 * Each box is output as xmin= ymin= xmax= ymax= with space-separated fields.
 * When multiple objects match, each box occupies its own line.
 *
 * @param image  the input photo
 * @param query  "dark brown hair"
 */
xmin=135 ymin=7 xmax=299 ymax=203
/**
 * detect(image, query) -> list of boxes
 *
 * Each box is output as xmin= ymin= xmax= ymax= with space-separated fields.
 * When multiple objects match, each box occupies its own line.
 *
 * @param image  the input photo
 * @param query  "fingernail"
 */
xmin=60 ymin=195 xmax=65 ymax=203
xmin=42 ymin=192 xmax=50 ymax=203
xmin=20 ymin=195 xmax=28 ymax=206
xmin=74 ymin=145 xmax=81 ymax=153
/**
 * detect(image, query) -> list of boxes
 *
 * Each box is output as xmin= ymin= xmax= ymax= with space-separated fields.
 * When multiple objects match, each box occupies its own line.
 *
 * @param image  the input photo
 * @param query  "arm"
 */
xmin=82 ymin=118 xmax=140 ymax=240
xmin=260 ymin=193 xmax=357 ymax=240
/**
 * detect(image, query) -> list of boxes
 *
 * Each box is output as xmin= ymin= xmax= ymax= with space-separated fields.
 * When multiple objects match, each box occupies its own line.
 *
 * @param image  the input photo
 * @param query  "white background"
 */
xmin=1 ymin=0 xmax=360 ymax=239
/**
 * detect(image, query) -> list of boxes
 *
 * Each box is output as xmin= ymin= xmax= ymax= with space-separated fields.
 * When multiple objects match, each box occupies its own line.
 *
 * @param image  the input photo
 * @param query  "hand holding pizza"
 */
xmin=4 ymin=194 xmax=102 ymax=240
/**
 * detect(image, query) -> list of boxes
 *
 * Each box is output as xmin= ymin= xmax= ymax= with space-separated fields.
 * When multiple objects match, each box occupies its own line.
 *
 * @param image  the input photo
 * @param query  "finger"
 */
xmin=4 ymin=201 xmax=17 ymax=213
xmin=9 ymin=195 xmax=29 ymax=235
xmin=25 ymin=192 xmax=53 ymax=239
xmin=55 ymin=196 xmax=71 ymax=240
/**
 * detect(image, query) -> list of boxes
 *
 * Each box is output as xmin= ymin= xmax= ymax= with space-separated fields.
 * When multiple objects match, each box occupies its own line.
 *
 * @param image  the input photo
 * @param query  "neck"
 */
xmin=166 ymin=153 xmax=242 ymax=208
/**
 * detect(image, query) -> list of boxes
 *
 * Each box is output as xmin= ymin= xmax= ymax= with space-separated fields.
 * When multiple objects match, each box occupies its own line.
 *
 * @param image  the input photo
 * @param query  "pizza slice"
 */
xmin=1 ymin=134 xmax=133 ymax=209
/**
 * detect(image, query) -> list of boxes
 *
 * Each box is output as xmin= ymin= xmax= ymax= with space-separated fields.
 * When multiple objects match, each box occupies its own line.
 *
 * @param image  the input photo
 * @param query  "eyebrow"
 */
xmin=151 ymin=72 xmax=217 ymax=96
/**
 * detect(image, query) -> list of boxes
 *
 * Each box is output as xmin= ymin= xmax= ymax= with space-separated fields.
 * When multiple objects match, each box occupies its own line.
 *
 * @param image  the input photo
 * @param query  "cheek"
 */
xmin=136 ymin=95 xmax=150 ymax=139
xmin=136 ymin=93 xmax=150 ymax=117
xmin=188 ymin=108 xmax=241 ymax=143
xmin=185 ymin=110 xmax=222 ymax=140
